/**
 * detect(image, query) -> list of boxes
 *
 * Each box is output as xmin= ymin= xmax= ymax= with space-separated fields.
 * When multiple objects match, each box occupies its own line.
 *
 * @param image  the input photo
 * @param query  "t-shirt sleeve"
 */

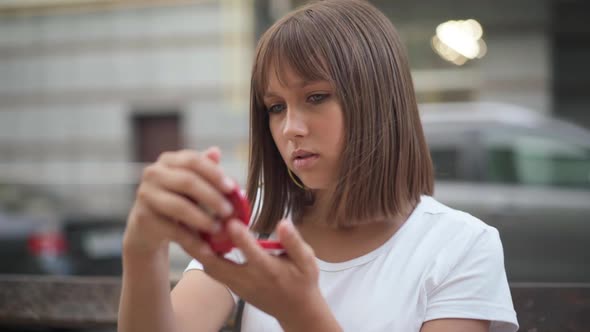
xmin=184 ymin=248 xmax=245 ymax=305
xmin=424 ymin=226 xmax=519 ymax=332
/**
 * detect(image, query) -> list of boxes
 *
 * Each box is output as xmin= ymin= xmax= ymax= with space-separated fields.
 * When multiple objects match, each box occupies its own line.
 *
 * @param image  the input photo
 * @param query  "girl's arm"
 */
xmin=118 ymin=148 xmax=237 ymax=332
xmin=171 ymin=270 xmax=235 ymax=332
xmin=118 ymin=246 xmax=179 ymax=332
xmin=118 ymin=244 xmax=235 ymax=332
xmin=421 ymin=318 xmax=490 ymax=332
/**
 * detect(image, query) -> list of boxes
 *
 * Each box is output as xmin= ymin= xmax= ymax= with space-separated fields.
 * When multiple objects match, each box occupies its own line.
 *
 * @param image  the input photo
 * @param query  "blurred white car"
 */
xmin=421 ymin=102 xmax=590 ymax=282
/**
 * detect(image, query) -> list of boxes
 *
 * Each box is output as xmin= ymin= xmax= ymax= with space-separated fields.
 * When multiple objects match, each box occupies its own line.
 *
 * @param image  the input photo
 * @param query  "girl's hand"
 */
xmin=193 ymin=219 xmax=342 ymax=331
xmin=123 ymin=148 xmax=236 ymax=258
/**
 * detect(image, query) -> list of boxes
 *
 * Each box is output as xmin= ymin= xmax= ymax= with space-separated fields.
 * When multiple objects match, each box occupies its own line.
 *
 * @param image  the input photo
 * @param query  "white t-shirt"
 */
xmin=185 ymin=196 xmax=519 ymax=332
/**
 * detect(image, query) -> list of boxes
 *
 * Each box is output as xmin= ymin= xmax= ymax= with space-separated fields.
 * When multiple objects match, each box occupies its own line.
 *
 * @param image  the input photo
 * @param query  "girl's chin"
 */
xmin=299 ymin=178 xmax=329 ymax=191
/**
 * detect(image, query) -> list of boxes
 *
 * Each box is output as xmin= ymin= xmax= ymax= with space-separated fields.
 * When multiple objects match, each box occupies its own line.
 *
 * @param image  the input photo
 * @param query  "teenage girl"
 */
xmin=118 ymin=1 xmax=519 ymax=331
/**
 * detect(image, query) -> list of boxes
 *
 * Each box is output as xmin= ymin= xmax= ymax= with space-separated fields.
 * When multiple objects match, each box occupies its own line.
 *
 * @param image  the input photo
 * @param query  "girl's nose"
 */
xmin=282 ymin=108 xmax=308 ymax=138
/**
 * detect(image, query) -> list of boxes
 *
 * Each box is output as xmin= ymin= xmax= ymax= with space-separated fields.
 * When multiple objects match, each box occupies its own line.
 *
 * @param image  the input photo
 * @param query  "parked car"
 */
xmin=62 ymin=215 xmax=125 ymax=276
xmin=0 ymin=183 xmax=72 ymax=275
xmin=0 ymin=183 xmax=125 ymax=276
xmin=420 ymin=102 xmax=590 ymax=283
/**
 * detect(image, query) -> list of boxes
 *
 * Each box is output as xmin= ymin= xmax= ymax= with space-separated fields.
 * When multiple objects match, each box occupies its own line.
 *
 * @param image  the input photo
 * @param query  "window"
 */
xmin=430 ymin=147 xmax=461 ymax=181
xmin=486 ymin=134 xmax=590 ymax=189
xmin=132 ymin=113 xmax=182 ymax=163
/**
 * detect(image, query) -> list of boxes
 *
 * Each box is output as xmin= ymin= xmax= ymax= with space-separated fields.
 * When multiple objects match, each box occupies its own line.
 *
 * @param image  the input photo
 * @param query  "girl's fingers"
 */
xmin=158 ymin=150 xmax=235 ymax=194
xmin=277 ymin=220 xmax=316 ymax=274
xmin=146 ymin=165 xmax=233 ymax=219
xmin=172 ymin=221 xmax=218 ymax=262
xmin=226 ymin=219 xmax=271 ymax=268
xmin=203 ymin=146 xmax=222 ymax=164
xmin=131 ymin=206 xmax=179 ymax=245
xmin=134 ymin=201 xmax=218 ymax=264
xmin=201 ymin=220 xmax=268 ymax=291
xmin=148 ymin=211 xmax=220 ymax=265
xmin=138 ymin=183 xmax=220 ymax=234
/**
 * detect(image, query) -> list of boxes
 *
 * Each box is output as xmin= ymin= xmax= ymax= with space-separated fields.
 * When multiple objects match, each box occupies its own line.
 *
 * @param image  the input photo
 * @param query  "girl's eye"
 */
xmin=307 ymin=93 xmax=329 ymax=104
xmin=267 ymin=103 xmax=286 ymax=114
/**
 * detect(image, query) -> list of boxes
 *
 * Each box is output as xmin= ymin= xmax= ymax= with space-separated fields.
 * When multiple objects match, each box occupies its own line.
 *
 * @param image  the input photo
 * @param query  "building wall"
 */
xmin=374 ymin=0 xmax=551 ymax=113
xmin=0 ymin=0 xmax=254 ymax=216
xmin=0 ymin=0 xmax=558 ymax=217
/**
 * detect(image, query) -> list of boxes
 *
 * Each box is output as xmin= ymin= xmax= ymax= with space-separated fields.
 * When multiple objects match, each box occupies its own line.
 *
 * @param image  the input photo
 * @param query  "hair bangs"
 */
xmin=252 ymin=16 xmax=333 ymax=107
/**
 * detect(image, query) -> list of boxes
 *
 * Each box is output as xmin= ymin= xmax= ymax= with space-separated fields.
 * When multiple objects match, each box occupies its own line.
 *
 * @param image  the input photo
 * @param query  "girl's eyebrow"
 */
xmin=263 ymin=80 xmax=328 ymax=99
xmin=263 ymin=91 xmax=282 ymax=99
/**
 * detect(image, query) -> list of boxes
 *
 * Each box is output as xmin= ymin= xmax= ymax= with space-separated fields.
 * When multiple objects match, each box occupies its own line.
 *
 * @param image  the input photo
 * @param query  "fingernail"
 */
xmin=222 ymin=176 xmax=235 ymax=192
xmin=221 ymin=201 xmax=234 ymax=217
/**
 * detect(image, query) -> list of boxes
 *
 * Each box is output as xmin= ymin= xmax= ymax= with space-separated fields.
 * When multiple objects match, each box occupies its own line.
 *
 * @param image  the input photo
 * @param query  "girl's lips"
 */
xmin=293 ymin=154 xmax=319 ymax=170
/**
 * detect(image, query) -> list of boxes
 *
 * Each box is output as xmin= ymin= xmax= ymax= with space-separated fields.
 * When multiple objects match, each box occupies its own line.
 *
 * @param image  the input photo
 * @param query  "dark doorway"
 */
xmin=132 ymin=113 xmax=182 ymax=163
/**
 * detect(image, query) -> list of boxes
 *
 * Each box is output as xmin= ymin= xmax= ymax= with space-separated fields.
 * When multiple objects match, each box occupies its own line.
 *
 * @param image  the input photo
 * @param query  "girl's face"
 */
xmin=263 ymin=65 xmax=344 ymax=190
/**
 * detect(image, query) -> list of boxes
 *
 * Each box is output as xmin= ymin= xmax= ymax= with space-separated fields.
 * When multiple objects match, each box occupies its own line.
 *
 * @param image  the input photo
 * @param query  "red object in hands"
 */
xmin=201 ymin=185 xmax=283 ymax=254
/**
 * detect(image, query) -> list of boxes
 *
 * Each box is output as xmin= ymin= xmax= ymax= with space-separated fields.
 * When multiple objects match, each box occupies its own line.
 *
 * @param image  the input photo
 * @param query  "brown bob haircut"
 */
xmin=247 ymin=0 xmax=433 ymax=233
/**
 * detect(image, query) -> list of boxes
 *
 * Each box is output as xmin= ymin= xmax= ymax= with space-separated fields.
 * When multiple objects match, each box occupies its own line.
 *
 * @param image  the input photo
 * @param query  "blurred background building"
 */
xmin=0 ymin=0 xmax=255 ymax=217
xmin=0 ymin=0 xmax=588 ymax=216
xmin=0 ymin=0 xmax=588 ymax=279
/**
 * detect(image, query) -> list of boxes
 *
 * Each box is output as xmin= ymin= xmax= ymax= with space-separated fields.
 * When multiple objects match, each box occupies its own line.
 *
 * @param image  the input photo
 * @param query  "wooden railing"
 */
xmin=0 ymin=275 xmax=588 ymax=331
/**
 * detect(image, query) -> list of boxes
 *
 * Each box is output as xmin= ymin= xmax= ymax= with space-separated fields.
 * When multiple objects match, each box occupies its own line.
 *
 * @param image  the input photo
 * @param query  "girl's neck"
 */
xmin=296 ymin=206 xmax=410 ymax=263
xmin=295 ymin=189 xmax=413 ymax=263
xmin=301 ymin=188 xmax=331 ymax=226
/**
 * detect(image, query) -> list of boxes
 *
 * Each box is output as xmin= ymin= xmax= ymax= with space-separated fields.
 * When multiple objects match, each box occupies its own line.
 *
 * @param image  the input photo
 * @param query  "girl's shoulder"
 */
xmin=411 ymin=195 xmax=498 ymax=242
xmin=398 ymin=196 xmax=505 ymax=274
